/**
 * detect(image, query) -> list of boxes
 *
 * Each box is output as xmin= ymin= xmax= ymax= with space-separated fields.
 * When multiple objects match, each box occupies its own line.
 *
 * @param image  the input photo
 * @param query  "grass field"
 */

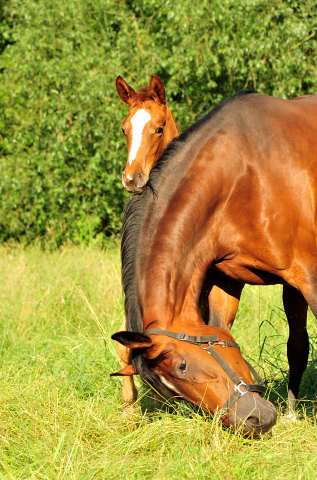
xmin=0 ymin=244 xmax=317 ymax=479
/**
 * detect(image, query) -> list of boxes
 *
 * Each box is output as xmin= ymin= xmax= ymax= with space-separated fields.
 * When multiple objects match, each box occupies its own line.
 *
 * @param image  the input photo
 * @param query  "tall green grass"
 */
xmin=0 ymin=245 xmax=316 ymax=479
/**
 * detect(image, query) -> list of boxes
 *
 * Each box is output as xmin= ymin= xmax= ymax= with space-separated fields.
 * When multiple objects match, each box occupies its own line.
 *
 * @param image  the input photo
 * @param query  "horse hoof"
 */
xmin=121 ymin=403 xmax=135 ymax=417
xmin=282 ymin=411 xmax=297 ymax=423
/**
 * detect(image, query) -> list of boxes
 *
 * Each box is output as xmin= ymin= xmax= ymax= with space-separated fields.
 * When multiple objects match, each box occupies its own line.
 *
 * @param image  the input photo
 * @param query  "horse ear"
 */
xmin=149 ymin=75 xmax=166 ymax=105
xmin=111 ymin=331 xmax=153 ymax=349
xmin=110 ymin=364 xmax=137 ymax=376
xmin=116 ymin=76 xmax=137 ymax=105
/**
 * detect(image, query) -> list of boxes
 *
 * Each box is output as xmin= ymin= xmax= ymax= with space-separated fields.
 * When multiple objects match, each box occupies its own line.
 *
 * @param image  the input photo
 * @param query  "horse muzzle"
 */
xmin=227 ymin=393 xmax=277 ymax=436
xmin=122 ymin=170 xmax=149 ymax=192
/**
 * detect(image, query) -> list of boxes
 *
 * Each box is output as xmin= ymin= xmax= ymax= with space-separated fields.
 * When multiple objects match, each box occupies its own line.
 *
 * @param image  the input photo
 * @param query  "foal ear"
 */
xmin=111 ymin=331 xmax=153 ymax=349
xmin=110 ymin=364 xmax=137 ymax=376
xmin=116 ymin=76 xmax=137 ymax=105
xmin=149 ymin=75 xmax=166 ymax=105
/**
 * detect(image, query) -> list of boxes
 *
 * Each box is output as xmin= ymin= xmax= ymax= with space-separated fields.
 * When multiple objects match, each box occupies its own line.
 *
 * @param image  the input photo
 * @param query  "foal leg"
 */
xmin=116 ymin=317 xmax=138 ymax=404
xmin=200 ymin=269 xmax=244 ymax=331
xmin=283 ymin=285 xmax=309 ymax=413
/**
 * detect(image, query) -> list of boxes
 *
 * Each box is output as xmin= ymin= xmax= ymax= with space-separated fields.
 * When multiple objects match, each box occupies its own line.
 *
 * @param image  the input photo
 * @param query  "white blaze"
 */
xmin=128 ymin=109 xmax=151 ymax=165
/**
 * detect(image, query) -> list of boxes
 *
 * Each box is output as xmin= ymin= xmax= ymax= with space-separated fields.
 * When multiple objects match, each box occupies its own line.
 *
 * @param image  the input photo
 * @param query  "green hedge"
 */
xmin=0 ymin=0 xmax=316 ymax=246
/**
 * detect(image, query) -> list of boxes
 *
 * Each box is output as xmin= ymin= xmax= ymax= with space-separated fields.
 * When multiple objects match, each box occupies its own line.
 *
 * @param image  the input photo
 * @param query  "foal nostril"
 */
xmin=122 ymin=170 xmax=149 ymax=191
xmin=134 ymin=171 xmax=148 ymax=188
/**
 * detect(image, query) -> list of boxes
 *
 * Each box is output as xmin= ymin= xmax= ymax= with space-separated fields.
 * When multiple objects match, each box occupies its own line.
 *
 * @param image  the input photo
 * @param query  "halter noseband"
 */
xmin=143 ymin=328 xmax=266 ymax=416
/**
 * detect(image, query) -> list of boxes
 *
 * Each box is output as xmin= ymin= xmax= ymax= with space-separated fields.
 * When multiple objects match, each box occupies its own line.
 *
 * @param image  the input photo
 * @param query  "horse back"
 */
xmin=143 ymin=92 xmax=317 ymax=282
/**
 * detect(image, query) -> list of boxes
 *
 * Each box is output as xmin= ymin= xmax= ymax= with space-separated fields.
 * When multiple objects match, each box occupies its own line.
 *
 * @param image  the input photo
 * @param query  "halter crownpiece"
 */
xmin=143 ymin=328 xmax=239 ymax=348
xmin=142 ymin=328 xmax=266 ymax=416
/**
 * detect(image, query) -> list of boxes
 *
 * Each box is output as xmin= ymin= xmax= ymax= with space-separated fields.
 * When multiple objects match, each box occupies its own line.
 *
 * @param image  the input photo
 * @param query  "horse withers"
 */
xmin=112 ymin=91 xmax=317 ymax=434
xmin=116 ymin=75 xmax=178 ymax=192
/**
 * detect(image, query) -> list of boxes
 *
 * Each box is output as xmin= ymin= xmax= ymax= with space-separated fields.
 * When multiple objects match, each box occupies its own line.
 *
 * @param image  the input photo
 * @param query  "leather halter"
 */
xmin=143 ymin=328 xmax=266 ymax=416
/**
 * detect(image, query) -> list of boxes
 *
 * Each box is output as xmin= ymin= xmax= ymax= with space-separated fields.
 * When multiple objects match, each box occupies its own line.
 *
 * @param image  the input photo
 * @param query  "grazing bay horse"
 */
xmin=116 ymin=75 xmax=179 ymax=405
xmin=111 ymin=90 xmax=317 ymax=435
xmin=116 ymin=75 xmax=178 ymax=192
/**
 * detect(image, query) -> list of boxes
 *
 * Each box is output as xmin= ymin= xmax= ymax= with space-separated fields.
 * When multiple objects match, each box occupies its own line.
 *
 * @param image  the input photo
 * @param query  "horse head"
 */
xmin=112 ymin=325 xmax=277 ymax=436
xmin=116 ymin=75 xmax=178 ymax=192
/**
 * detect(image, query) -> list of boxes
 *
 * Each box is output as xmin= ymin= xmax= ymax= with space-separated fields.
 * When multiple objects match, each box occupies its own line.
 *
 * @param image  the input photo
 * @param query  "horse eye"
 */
xmin=121 ymin=128 xmax=125 ymax=135
xmin=179 ymin=360 xmax=187 ymax=374
xmin=155 ymin=126 xmax=163 ymax=134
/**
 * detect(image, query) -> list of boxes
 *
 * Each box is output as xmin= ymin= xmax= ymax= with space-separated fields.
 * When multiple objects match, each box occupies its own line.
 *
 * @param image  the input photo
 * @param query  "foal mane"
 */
xmin=121 ymin=89 xmax=256 ymax=392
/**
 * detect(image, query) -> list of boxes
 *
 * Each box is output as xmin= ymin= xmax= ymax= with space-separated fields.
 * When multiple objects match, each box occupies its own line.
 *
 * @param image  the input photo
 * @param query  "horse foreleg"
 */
xmin=208 ymin=282 xmax=243 ymax=331
xmin=116 ymin=318 xmax=138 ymax=404
xmin=200 ymin=270 xmax=244 ymax=331
xmin=283 ymin=284 xmax=309 ymax=414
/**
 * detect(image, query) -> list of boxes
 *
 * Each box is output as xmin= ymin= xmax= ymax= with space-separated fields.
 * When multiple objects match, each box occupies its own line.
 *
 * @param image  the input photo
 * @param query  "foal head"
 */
xmin=116 ymin=75 xmax=178 ymax=192
xmin=112 ymin=326 xmax=277 ymax=436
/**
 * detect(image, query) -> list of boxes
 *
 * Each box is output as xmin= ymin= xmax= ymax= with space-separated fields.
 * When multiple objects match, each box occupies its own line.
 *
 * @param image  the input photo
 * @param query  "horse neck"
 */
xmin=156 ymin=105 xmax=179 ymax=160
xmin=135 ymin=119 xmax=227 ymax=334
xmin=139 ymin=236 xmax=212 ymax=332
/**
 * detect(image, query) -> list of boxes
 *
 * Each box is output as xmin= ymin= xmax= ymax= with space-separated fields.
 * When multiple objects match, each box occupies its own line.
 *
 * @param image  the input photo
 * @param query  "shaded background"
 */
xmin=0 ymin=0 xmax=316 ymax=246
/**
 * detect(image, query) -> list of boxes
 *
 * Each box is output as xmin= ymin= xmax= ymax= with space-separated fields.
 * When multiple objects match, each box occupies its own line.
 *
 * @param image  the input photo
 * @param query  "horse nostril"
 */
xmin=230 ymin=395 xmax=277 ymax=435
xmin=246 ymin=415 xmax=260 ymax=427
xmin=127 ymin=170 xmax=148 ymax=189
xmin=134 ymin=172 xmax=144 ymax=187
xmin=245 ymin=406 xmax=277 ymax=433
xmin=122 ymin=170 xmax=148 ymax=191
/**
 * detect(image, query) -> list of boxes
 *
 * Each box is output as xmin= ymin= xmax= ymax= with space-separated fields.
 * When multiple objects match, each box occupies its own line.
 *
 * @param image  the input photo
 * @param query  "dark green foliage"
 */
xmin=0 ymin=0 xmax=316 ymax=245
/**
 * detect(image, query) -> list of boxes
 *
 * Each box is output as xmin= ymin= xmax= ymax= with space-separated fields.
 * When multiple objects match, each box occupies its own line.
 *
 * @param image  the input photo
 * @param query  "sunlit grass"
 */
xmin=0 ymin=244 xmax=316 ymax=479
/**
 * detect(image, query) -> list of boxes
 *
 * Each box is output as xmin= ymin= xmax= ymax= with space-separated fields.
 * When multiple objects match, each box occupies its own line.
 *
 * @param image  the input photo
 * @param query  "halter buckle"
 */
xmin=219 ymin=340 xmax=228 ymax=347
xmin=234 ymin=380 xmax=248 ymax=396
xmin=176 ymin=332 xmax=189 ymax=341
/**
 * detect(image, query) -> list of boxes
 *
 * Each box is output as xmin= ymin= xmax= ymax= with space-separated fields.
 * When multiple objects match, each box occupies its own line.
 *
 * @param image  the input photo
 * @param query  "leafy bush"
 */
xmin=0 ymin=0 xmax=316 ymax=245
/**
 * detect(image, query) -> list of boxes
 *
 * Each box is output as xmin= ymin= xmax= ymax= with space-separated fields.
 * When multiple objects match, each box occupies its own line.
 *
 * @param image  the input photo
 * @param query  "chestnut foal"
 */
xmin=116 ymin=75 xmax=179 ymax=193
xmin=116 ymin=75 xmax=179 ymax=404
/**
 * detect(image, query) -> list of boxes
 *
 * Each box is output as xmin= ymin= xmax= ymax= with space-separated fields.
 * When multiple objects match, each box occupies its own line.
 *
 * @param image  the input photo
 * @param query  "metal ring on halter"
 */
xmin=234 ymin=380 xmax=248 ymax=396
xmin=199 ymin=343 xmax=212 ymax=350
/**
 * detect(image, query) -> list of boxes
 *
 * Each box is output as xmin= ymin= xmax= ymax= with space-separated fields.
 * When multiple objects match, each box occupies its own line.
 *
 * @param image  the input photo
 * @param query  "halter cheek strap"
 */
xmin=201 ymin=343 xmax=266 ymax=414
xmin=142 ymin=328 xmax=266 ymax=416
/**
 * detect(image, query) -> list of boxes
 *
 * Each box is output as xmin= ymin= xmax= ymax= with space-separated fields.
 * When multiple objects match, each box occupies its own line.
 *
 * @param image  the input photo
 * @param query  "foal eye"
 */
xmin=155 ymin=126 xmax=163 ymax=134
xmin=179 ymin=360 xmax=187 ymax=374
